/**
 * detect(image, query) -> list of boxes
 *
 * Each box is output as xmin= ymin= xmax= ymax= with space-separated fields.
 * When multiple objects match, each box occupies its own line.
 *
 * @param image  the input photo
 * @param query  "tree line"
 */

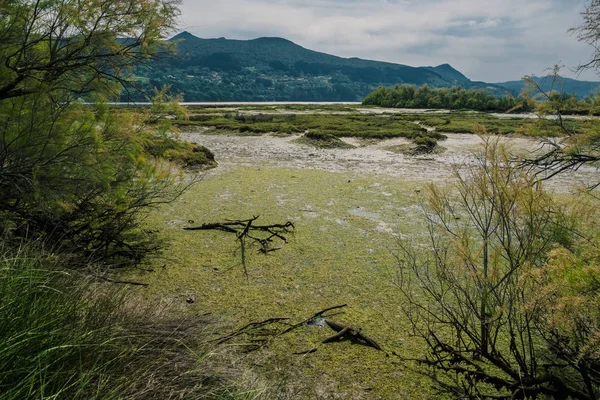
xmin=362 ymin=84 xmax=534 ymax=112
xmin=363 ymin=82 xmax=600 ymax=115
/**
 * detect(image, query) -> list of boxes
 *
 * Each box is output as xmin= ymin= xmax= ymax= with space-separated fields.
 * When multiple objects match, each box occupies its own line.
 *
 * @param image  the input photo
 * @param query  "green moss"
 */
xmin=130 ymin=104 xmax=600 ymax=397
xmin=134 ymin=166 xmax=446 ymax=399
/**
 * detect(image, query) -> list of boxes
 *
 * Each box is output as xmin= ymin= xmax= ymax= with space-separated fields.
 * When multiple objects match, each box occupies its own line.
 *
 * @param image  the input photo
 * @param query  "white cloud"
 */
xmin=177 ymin=0 xmax=597 ymax=82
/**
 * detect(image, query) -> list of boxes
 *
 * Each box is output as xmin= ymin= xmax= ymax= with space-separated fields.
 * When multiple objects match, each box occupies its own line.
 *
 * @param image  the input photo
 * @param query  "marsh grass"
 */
xmin=177 ymin=107 xmax=600 ymax=153
xmin=175 ymin=113 xmax=437 ymax=140
xmin=143 ymin=135 xmax=217 ymax=167
xmin=183 ymin=104 xmax=359 ymax=113
xmin=0 ymin=245 xmax=279 ymax=400
xmin=401 ymin=112 xmax=600 ymax=136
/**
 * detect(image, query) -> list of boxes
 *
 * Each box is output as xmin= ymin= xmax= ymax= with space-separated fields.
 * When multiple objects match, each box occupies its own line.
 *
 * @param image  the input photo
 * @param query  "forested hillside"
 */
xmin=126 ymin=32 xmax=510 ymax=102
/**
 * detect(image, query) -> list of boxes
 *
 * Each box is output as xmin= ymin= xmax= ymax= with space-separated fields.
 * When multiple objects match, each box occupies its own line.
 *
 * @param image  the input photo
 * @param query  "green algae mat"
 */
xmin=138 ymin=165 xmax=444 ymax=399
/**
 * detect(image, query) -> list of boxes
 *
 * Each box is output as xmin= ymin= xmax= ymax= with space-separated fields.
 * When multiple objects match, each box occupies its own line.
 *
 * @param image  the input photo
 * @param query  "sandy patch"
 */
xmin=181 ymin=132 xmax=598 ymax=192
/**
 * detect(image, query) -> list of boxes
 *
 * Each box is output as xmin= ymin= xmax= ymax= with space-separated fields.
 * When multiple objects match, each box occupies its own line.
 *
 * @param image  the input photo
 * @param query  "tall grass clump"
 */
xmin=0 ymin=248 xmax=124 ymax=399
xmin=0 ymin=245 xmax=273 ymax=400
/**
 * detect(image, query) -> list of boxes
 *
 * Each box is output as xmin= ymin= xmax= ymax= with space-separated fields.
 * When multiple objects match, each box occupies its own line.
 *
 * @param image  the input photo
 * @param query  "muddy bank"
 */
xmin=181 ymin=131 xmax=598 ymax=191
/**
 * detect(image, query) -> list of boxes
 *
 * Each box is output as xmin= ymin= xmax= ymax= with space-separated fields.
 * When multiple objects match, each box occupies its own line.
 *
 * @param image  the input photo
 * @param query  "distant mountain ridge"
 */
xmin=128 ymin=32 xmax=598 ymax=102
xmin=495 ymin=76 xmax=600 ymax=100
xmin=170 ymin=33 xmax=447 ymax=79
xmin=424 ymin=64 xmax=470 ymax=84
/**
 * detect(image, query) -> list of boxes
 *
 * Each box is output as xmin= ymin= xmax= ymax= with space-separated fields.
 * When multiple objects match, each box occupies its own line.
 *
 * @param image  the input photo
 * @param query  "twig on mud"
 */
xmin=213 ymin=304 xmax=384 ymax=354
xmin=213 ymin=305 xmax=347 ymax=349
xmin=184 ymin=216 xmax=295 ymax=277
xmin=216 ymin=317 xmax=291 ymax=344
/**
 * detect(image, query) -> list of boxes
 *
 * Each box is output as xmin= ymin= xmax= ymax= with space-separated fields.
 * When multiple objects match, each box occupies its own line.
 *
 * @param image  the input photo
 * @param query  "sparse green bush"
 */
xmin=0 ymin=99 xmax=192 ymax=265
xmin=144 ymin=135 xmax=216 ymax=167
xmin=395 ymin=140 xmax=600 ymax=398
xmin=0 ymin=1 xmax=201 ymax=266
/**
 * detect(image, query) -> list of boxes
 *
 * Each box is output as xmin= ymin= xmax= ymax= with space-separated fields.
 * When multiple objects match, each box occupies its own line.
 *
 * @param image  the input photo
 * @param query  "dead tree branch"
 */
xmin=184 ymin=216 xmax=295 ymax=277
xmin=322 ymin=319 xmax=383 ymax=351
xmin=213 ymin=304 xmax=384 ymax=354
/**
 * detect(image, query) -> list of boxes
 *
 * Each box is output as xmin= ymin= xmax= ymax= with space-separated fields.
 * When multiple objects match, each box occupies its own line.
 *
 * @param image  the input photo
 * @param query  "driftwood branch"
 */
xmin=184 ymin=217 xmax=294 ymax=236
xmin=184 ymin=216 xmax=295 ymax=277
xmin=322 ymin=319 xmax=383 ymax=351
xmin=213 ymin=304 xmax=384 ymax=355
xmin=213 ymin=305 xmax=347 ymax=350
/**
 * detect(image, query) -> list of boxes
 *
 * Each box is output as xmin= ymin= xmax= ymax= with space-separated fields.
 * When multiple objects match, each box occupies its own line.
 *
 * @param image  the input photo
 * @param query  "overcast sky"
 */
xmin=178 ymin=0 xmax=599 ymax=82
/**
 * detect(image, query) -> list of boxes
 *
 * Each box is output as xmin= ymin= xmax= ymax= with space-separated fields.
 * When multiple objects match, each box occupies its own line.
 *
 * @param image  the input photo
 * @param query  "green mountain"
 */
xmin=495 ymin=76 xmax=600 ymax=99
xmin=424 ymin=63 xmax=470 ymax=84
xmin=128 ymin=32 xmax=510 ymax=102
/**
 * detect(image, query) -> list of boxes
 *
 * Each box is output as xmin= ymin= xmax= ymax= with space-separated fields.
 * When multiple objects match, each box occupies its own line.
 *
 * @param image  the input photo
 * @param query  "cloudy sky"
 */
xmin=178 ymin=0 xmax=598 ymax=83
